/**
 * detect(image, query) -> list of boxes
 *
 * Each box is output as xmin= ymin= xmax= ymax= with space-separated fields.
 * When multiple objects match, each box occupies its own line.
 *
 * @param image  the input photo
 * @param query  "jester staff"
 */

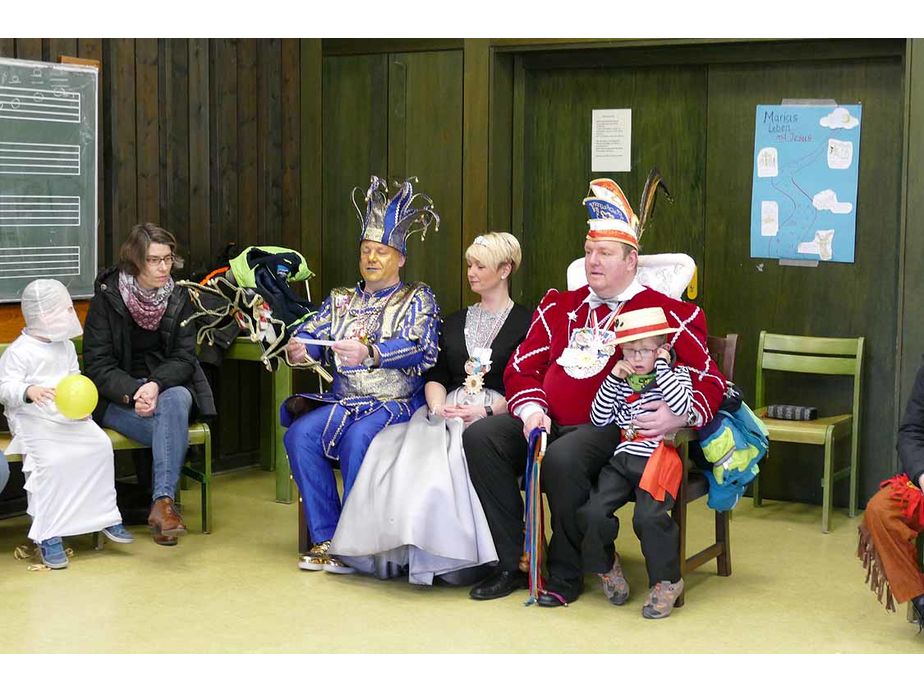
xmin=522 ymin=427 xmax=548 ymax=606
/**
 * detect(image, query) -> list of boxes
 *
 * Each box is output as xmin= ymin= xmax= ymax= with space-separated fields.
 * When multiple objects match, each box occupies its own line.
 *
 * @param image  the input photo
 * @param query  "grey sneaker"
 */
xmin=298 ymin=541 xmax=333 ymax=571
xmin=599 ymin=553 xmax=630 ymax=606
xmin=642 ymin=579 xmax=684 ymax=619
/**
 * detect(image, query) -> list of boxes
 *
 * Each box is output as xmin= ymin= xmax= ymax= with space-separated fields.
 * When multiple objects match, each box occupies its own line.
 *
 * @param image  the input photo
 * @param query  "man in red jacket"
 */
xmin=463 ymin=178 xmax=726 ymax=605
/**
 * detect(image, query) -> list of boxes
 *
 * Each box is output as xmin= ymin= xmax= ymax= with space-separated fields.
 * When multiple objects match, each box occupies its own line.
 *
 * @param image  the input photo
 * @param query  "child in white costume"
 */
xmin=0 ymin=279 xmax=133 ymax=569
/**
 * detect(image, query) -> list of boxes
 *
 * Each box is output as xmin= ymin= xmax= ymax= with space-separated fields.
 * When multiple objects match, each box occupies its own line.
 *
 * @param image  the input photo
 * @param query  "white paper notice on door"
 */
xmin=591 ymin=109 xmax=632 ymax=172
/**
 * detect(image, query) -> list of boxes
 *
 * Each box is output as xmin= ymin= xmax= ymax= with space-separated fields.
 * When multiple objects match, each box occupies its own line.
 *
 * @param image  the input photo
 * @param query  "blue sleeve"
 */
xmin=376 ymin=285 xmax=441 ymax=373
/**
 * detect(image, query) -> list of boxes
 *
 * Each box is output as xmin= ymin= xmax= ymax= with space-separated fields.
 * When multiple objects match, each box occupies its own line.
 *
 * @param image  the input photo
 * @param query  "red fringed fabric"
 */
xmin=857 ymin=523 xmax=896 ymax=613
xmin=882 ymin=474 xmax=924 ymax=527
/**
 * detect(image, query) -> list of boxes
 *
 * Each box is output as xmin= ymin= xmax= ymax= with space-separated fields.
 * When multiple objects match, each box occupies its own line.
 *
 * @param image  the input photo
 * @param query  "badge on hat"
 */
xmin=582 ymin=169 xmax=672 ymax=250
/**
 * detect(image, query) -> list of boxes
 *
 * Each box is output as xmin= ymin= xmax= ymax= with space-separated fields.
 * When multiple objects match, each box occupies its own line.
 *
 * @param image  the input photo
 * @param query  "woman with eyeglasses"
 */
xmin=83 ymin=223 xmax=216 ymax=547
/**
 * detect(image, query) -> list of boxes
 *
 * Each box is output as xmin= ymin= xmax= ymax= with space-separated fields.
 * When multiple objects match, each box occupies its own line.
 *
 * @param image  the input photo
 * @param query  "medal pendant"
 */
xmin=464 ymin=372 xmax=485 ymax=395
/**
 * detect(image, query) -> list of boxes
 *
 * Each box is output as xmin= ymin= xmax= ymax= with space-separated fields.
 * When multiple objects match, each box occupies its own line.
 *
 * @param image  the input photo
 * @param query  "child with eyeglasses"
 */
xmin=580 ymin=306 xmax=693 ymax=619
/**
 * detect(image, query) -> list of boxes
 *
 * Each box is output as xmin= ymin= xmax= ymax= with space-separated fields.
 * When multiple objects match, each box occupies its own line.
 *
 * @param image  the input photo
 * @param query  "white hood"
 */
xmin=21 ymin=279 xmax=83 ymax=342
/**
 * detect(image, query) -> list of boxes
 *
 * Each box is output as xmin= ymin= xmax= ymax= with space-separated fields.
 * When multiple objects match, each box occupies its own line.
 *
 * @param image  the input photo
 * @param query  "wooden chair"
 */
xmin=671 ymin=333 xmax=737 ymax=606
xmin=751 ymin=331 xmax=864 ymax=533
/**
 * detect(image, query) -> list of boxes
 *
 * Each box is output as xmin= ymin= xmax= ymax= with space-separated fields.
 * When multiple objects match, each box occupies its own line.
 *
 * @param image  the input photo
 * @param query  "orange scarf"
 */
xmin=639 ymin=442 xmax=683 ymax=502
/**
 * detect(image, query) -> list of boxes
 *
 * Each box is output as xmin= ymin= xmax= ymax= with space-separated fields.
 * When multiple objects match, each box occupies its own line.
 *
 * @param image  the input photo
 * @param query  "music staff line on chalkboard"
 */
xmin=0 ymin=141 xmax=79 ymax=176
xmin=0 ymin=84 xmax=80 ymax=124
xmin=0 ymin=246 xmax=81 ymax=280
xmin=0 ymin=195 xmax=80 ymax=227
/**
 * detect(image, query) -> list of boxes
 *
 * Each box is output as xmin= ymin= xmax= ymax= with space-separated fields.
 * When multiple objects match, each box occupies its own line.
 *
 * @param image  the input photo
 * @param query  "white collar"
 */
xmin=584 ymin=276 xmax=645 ymax=307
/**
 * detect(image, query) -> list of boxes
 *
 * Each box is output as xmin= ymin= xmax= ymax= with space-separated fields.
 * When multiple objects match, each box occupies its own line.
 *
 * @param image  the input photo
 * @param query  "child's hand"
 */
xmin=26 ymin=385 xmax=55 ymax=405
xmin=611 ymin=360 xmax=634 ymax=379
xmin=656 ymin=346 xmax=671 ymax=362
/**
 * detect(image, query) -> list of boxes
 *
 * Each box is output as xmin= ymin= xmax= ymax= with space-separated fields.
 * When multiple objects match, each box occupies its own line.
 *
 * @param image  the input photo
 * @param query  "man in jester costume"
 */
xmin=464 ymin=173 xmax=727 ymax=606
xmin=282 ymin=176 xmax=441 ymax=574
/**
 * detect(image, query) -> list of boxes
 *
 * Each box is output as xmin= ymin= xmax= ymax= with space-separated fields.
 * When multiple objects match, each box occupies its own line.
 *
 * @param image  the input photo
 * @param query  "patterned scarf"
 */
xmin=627 ymin=372 xmax=658 ymax=392
xmin=118 ymin=271 xmax=174 ymax=331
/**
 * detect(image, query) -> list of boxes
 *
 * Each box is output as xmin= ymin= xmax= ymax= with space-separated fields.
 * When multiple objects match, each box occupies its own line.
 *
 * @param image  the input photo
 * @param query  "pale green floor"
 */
xmin=0 ymin=468 xmax=919 ymax=654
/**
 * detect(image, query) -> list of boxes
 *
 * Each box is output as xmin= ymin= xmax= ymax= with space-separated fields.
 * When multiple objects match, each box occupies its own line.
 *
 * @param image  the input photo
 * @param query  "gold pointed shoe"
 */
xmin=298 ymin=541 xmax=332 ymax=571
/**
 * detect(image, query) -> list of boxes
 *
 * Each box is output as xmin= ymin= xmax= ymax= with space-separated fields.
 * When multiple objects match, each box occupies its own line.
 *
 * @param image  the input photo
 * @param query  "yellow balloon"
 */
xmin=55 ymin=374 xmax=99 ymax=420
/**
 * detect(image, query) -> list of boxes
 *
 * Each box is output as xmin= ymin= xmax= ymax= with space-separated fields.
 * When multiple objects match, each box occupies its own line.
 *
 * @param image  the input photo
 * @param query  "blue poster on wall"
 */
xmin=750 ymin=104 xmax=862 ymax=263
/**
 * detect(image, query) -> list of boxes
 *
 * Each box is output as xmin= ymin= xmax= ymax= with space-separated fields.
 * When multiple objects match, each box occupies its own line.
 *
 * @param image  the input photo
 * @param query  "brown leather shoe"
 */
xmin=152 ymin=533 xmax=178 ymax=547
xmin=148 ymin=497 xmax=188 ymax=538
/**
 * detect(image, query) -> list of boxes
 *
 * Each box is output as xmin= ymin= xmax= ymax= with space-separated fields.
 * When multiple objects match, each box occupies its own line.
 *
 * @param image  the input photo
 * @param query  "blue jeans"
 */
xmin=102 ymin=386 xmax=193 ymax=501
xmin=0 ymin=450 xmax=9 ymax=495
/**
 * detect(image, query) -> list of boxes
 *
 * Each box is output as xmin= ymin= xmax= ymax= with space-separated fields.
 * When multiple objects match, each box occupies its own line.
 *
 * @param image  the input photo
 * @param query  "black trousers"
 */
xmin=462 ymin=414 xmax=620 ymax=584
xmin=577 ymin=451 xmax=680 ymax=586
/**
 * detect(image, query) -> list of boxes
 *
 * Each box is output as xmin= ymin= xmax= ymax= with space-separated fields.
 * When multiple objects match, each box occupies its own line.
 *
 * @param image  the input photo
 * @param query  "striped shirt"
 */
xmin=591 ymin=359 xmax=693 ymax=456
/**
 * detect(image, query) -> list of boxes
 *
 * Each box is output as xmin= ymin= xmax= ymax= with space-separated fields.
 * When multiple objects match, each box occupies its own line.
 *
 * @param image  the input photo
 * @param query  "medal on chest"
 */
xmin=556 ymin=304 xmax=622 ymax=379
xmin=340 ymin=286 xmax=400 ymax=345
xmin=463 ymin=347 xmax=493 ymax=395
xmin=462 ymin=301 xmax=512 ymax=394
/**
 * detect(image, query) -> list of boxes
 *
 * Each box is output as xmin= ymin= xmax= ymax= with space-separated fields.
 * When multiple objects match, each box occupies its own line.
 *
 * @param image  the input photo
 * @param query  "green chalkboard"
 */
xmin=0 ymin=57 xmax=98 ymax=301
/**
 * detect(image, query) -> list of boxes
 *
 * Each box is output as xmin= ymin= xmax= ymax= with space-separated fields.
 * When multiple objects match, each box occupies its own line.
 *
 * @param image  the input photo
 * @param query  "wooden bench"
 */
xmin=0 ymin=340 xmax=213 ymax=533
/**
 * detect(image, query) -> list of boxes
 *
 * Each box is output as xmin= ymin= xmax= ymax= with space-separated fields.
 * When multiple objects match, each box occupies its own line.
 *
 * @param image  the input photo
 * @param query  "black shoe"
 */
xmin=911 ymin=594 xmax=924 ymax=633
xmin=537 ymin=577 xmax=583 ymax=607
xmin=469 ymin=569 xmax=529 ymax=601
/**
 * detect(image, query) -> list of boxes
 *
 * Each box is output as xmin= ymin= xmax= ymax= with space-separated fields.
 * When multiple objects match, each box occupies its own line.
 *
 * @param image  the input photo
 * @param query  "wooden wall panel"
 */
xmin=516 ymin=64 xmax=708 ymax=309
xmin=281 ymin=40 xmax=302 ymax=254
xmin=77 ymin=39 xmax=105 ymax=266
xmin=47 ymin=38 xmax=77 ymax=62
xmin=136 ymin=39 xmax=160 ymax=225
xmin=160 ymin=39 xmax=190 ymax=257
xmin=392 ymin=50 xmax=464 ymax=312
xmin=14 ymin=39 xmax=42 ymax=61
xmin=235 ymin=38 xmax=261 ymax=462
xmin=320 ymin=51 xmax=462 ymax=312
xmin=258 ymin=39 xmax=283 ymax=249
xmin=210 ymin=39 xmax=239 ymax=260
xmin=238 ymin=39 xmax=259 ymax=250
xmin=704 ymin=57 xmax=905 ymax=505
xmin=209 ymin=38 xmax=244 ymax=465
xmin=105 ymin=38 xmax=138 ymax=260
xmin=321 ymin=54 xmax=388 ymax=294
xmin=187 ymin=39 xmax=211 ymax=276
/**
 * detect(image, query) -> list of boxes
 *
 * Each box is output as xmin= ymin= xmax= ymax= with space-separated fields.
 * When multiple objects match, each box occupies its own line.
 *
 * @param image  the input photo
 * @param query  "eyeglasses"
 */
xmin=145 ymin=254 xmax=175 ymax=268
xmin=622 ymin=347 xmax=656 ymax=360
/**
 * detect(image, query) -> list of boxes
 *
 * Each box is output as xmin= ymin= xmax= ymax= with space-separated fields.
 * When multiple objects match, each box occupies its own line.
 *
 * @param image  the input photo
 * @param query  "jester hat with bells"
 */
xmin=582 ymin=169 xmax=673 ymax=250
xmin=352 ymin=176 xmax=440 ymax=256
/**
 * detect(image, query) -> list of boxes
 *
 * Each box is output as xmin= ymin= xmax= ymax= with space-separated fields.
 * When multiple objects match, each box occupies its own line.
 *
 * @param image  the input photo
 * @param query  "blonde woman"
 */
xmin=331 ymin=232 xmax=531 ymax=585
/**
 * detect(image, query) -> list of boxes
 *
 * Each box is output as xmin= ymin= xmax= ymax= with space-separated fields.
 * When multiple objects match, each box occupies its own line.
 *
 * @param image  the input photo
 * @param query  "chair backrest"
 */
xmin=566 ymin=253 xmax=696 ymax=301
xmin=707 ymin=333 xmax=738 ymax=382
xmin=754 ymin=331 xmax=864 ymax=416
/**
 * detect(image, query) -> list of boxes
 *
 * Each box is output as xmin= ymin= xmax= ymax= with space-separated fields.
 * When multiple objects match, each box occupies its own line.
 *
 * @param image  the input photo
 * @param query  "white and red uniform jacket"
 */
xmin=504 ymin=278 xmax=726 ymax=428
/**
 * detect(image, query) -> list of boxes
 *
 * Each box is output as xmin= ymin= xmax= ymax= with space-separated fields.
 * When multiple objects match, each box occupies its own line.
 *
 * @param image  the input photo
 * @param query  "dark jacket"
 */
xmin=83 ymin=266 xmax=217 ymax=421
xmin=899 ymin=360 xmax=924 ymax=487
